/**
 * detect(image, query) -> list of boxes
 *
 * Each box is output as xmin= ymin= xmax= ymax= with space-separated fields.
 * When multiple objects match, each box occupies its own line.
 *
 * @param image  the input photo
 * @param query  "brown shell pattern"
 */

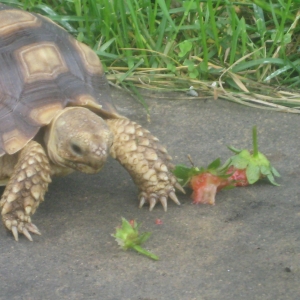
xmin=0 ymin=4 xmax=116 ymax=156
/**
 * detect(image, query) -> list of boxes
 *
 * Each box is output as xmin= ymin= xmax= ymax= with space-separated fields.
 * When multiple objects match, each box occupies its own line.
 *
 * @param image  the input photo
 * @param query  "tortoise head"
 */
xmin=44 ymin=107 xmax=113 ymax=174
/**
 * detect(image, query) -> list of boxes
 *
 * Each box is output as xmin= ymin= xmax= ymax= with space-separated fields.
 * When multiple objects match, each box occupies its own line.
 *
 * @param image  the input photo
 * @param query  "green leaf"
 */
xmin=183 ymin=59 xmax=194 ymax=69
xmin=232 ymin=58 xmax=285 ymax=73
xmin=189 ymin=70 xmax=199 ymax=78
xmin=172 ymin=165 xmax=194 ymax=185
xmin=271 ymin=32 xmax=292 ymax=45
xmin=239 ymin=149 xmax=253 ymax=160
xmin=167 ymin=63 xmax=177 ymax=73
xmin=230 ymin=156 xmax=249 ymax=169
xmin=178 ymin=40 xmax=193 ymax=57
xmin=267 ymin=173 xmax=280 ymax=186
xmin=207 ymin=158 xmax=221 ymax=170
xmin=260 ymin=165 xmax=271 ymax=175
xmin=227 ymin=145 xmax=242 ymax=154
xmin=182 ymin=1 xmax=197 ymax=10
xmin=157 ymin=0 xmax=177 ymax=31
xmin=246 ymin=163 xmax=260 ymax=184
xmin=264 ymin=59 xmax=300 ymax=81
xmin=138 ymin=232 xmax=152 ymax=244
xmin=255 ymin=152 xmax=269 ymax=166
xmin=271 ymin=166 xmax=281 ymax=177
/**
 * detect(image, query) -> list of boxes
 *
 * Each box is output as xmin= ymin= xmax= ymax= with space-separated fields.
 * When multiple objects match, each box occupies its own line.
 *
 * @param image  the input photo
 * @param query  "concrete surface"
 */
xmin=0 ymin=89 xmax=299 ymax=300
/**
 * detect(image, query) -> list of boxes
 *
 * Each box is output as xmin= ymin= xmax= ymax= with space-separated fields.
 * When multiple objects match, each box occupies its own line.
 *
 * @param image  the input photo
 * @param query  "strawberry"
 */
xmin=225 ymin=126 xmax=280 ymax=186
xmin=226 ymin=166 xmax=249 ymax=187
xmin=155 ymin=219 xmax=163 ymax=225
xmin=173 ymin=126 xmax=280 ymax=206
xmin=190 ymin=172 xmax=226 ymax=205
xmin=173 ymin=158 xmax=232 ymax=205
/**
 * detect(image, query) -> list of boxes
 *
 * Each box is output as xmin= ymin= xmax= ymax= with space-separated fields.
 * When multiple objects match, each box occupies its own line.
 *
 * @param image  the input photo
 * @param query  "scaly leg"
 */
xmin=0 ymin=141 xmax=51 ymax=241
xmin=107 ymin=118 xmax=184 ymax=211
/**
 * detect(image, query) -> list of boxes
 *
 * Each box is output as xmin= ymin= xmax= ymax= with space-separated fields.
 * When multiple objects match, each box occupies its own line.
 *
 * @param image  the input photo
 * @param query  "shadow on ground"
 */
xmin=0 ymin=89 xmax=299 ymax=300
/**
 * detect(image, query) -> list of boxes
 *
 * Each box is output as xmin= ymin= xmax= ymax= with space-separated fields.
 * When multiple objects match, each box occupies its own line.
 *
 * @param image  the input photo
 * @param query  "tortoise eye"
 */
xmin=71 ymin=143 xmax=82 ymax=155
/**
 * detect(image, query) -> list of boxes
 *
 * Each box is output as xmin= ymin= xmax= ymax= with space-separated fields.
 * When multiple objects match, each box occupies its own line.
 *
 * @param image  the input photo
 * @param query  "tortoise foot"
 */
xmin=3 ymin=212 xmax=41 ymax=241
xmin=0 ymin=141 xmax=51 ymax=241
xmin=108 ymin=118 xmax=184 ymax=211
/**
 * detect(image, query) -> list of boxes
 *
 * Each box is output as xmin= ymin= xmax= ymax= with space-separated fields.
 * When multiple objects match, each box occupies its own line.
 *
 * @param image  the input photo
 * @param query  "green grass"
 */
xmin=4 ymin=0 xmax=300 ymax=112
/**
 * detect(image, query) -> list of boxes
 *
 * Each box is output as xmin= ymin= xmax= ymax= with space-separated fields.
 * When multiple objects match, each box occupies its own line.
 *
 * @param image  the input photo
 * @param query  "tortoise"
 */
xmin=0 ymin=4 xmax=183 ymax=242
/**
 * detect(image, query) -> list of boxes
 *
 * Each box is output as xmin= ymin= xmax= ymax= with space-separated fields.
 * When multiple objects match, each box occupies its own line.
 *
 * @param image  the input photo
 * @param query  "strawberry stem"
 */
xmin=133 ymin=245 xmax=159 ymax=260
xmin=252 ymin=126 xmax=258 ymax=157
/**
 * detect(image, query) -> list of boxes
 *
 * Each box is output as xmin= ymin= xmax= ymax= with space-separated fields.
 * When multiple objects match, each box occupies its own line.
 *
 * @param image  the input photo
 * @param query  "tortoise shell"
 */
xmin=0 ymin=4 xmax=117 ymax=156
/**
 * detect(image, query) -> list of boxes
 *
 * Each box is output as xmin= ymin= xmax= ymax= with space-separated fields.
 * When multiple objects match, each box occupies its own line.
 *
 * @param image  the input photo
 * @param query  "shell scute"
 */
xmin=0 ymin=4 xmax=117 ymax=156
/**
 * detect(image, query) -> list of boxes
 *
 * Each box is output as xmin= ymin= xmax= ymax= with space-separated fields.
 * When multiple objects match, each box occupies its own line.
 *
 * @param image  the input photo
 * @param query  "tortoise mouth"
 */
xmin=48 ymin=148 xmax=105 ymax=174
xmin=66 ymin=161 xmax=105 ymax=174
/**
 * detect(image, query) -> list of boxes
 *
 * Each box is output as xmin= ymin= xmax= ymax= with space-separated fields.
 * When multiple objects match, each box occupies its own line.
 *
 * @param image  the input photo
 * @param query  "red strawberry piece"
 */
xmin=190 ymin=173 xmax=227 ymax=205
xmin=227 ymin=166 xmax=249 ymax=187
xmin=155 ymin=219 xmax=163 ymax=225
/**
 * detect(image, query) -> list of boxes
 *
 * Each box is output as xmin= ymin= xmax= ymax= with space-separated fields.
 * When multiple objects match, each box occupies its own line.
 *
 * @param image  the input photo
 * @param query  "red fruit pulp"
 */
xmin=189 ymin=167 xmax=250 ymax=205
xmin=190 ymin=173 xmax=227 ymax=205
xmin=227 ymin=166 xmax=249 ymax=187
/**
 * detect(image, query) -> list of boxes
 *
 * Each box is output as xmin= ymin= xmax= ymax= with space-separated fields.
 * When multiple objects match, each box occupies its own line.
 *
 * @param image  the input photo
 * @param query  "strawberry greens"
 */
xmin=226 ymin=126 xmax=280 ymax=186
xmin=112 ymin=217 xmax=159 ymax=260
xmin=173 ymin=126 xmax=280 ymax=205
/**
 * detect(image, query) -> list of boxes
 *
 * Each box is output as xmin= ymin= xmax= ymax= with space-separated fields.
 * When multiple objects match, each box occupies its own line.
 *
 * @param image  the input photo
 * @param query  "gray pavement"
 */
xmin=0 ymin=89 xmax=299 ymax=300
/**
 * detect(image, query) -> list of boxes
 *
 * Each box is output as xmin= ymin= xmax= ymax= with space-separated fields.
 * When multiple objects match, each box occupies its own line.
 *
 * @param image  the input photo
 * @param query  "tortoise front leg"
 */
xmin=0 ymin=141 xmax=51 ymax=241
xmin=107 ymin=118 xmax=184 ymax=211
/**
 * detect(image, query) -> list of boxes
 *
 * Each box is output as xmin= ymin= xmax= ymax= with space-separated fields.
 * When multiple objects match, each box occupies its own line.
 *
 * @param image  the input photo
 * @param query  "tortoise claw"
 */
xmin=138 ymin=189 xmax=180 ymax=211
xmin=139 ymin=196 xmax=146 ymax=208
xmin=27 ymin=223 xmax=41 ymax=235
xmin=175 ymin=182 xmax=186 ymax=194
xmin=22 ymin=227 xmax=33 ymax=242
xmin=169 ymin=191 xmax=181 ymax=206
xmin=11 ymin=223 xmax=40 ymax=241
xmin=160 ymin=196 xmax=168 ymax=212
xmin=149 ymin=198 xmax=157 ymax=211
xmin=12 ymin=226 xmax=19 ymax=242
